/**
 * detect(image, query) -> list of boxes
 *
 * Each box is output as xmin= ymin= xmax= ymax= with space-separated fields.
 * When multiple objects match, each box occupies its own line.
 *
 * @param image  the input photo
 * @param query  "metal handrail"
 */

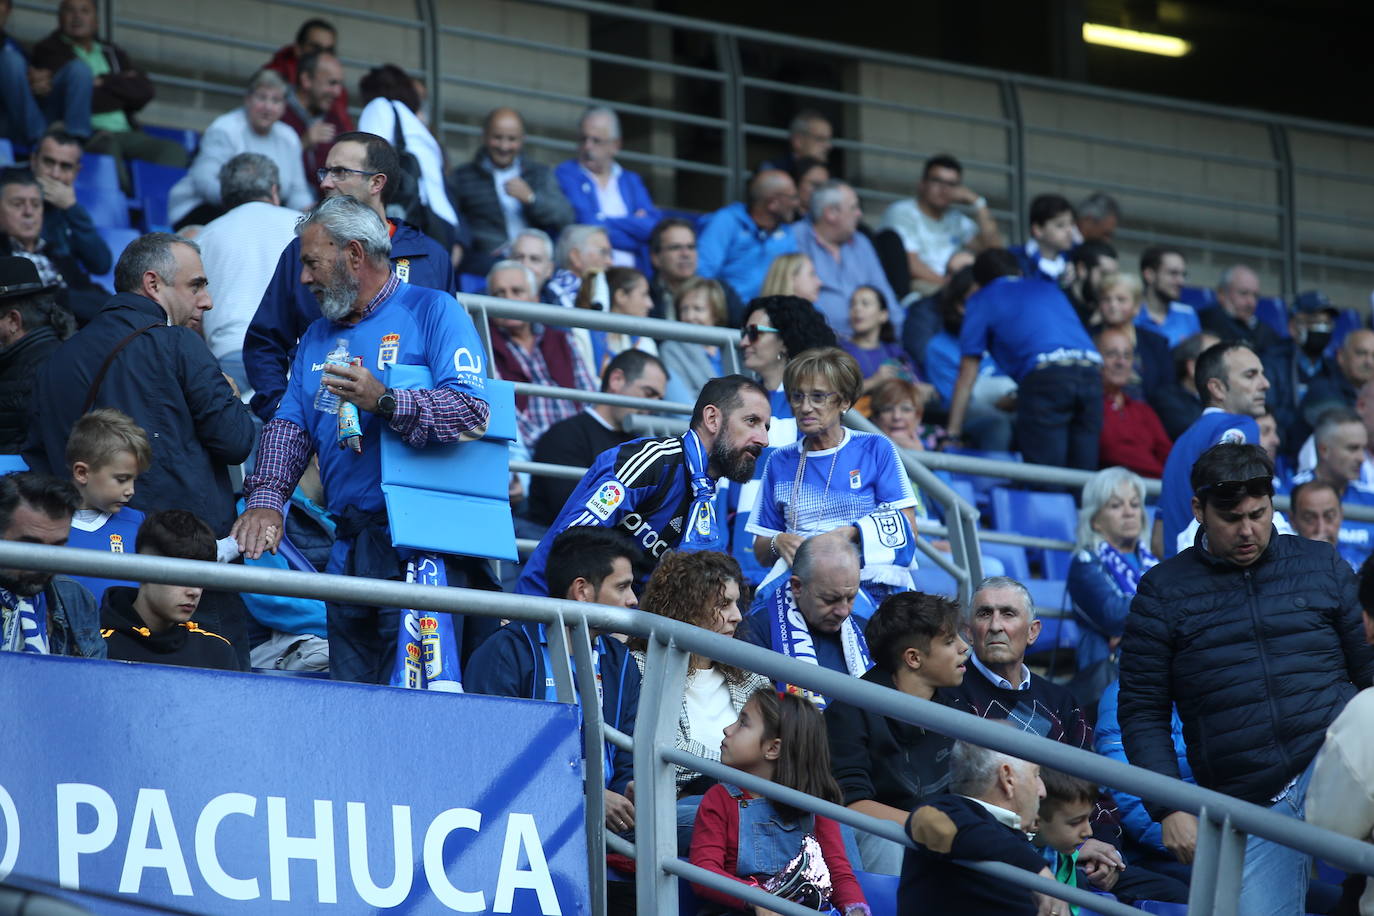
xmin=5 ymin=542 xmax=1374 ymax=916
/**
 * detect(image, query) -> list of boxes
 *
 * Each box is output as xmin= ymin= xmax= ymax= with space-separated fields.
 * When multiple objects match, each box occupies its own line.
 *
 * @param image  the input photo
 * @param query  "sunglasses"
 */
xmin=741 ymin=324 xmax=780 ymax=343
xmin=1194 ymin=475 xmax=1273 ymax=502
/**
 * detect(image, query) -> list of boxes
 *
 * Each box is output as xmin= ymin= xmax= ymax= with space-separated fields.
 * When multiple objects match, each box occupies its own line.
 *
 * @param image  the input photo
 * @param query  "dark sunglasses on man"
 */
xmin=1194 ymin=475 xmax=1274 ymax=503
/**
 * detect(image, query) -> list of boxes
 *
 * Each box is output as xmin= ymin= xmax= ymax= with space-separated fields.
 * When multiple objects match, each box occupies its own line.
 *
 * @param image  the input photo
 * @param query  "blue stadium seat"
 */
xmin=0 ymin=139 xmax=13 ymax=166
xmin=129 ymin=160 xmax=187 ymax=232
xmin=911 ymin=564 xmax=959 ymax=598
xmin=75 ymin=152 xmax=119 ymax=191
xmin=1255 ymin=296 xmax=1290 ymax=339
xmin=980 ymin=541 xmax=1030 ymax=581
xmin=0 ymin=454 xmax=28 ymax=474
xmin=142 ymin=124 xmax=200 ymax=159
xmin=1177 ymin=286 xmax=1216 ymax=310
xmin=1331 ymin=308 xmax=1361 ymax=352
xmin=943 ymin=448 xmax=1022 ymax=511
xmin=989 ymin=487 xmax=1077 ymax=578
xmin=88 ymin=227 xmax=141 ymax=292
xmin=75 ymin=185 xmax=131 ymax=229
xmin=458 ymin=273 xmax=486 ymax=294
xmin=854 ymin=869 xmax=899 ymax=916
xmin=928 ymin=476 xmax=976 ymax=524
xmin=1138 ymin=902 xmax=1188 ymax=916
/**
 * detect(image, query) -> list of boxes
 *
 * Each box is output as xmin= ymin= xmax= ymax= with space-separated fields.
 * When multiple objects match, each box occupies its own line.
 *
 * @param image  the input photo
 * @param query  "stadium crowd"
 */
xmin=2 ymin=5 xmax=1374 ymax=915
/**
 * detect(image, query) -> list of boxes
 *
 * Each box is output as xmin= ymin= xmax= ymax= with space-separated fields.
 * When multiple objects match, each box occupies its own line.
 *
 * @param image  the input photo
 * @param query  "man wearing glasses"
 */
xmin=880 ymin=153 xmax=1002 ymax=290
xmin=1119 ymin=442 xmax=1374 ymax=916
xmin=242 ymin=131 xmax=453 ymax=421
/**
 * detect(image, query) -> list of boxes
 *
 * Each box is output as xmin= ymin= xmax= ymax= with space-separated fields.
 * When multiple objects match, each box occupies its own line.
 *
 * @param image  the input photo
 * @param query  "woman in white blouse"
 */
xmin=628 ymin=550 xmax=770 ymax=850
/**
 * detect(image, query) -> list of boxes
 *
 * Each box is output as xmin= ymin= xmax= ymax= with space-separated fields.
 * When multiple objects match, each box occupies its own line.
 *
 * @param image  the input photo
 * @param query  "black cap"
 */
xmin=0 ymin=257 xmax=55 ymax=302
xmin=1292 ymin=289 xmax=1337 ymax=316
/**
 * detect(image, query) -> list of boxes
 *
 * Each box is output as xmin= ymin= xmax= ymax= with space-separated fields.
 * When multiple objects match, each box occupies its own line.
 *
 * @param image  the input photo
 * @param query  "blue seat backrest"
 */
xmin=0 ymin=138 xmax=13 ymax=166
xmin=458 ymin=274 xmax=486 ymax=294
xmin=989 ymin=487 xmax=1076 ymax=578
xmin=1255 ymin=296 xmax=1290 ymax=340
xmin=129 ymin=160 xmax=188 ymax=232
xmin=980 ymin=540 xmax=1030 ymax=580
xmin=75 ymin=185 xmax=131 ymax=229
xmin=854 ymin=869 xmax=899 ymax=916
xmin=0 ymin=454 xmax=28 ymax=474
xmin=1330 ymin=308 xmax=1361 ymax=353
xmin=141 ymin=124 xmax=200 ymax=158
xmin=1177 ymin=285 xmax=1216 ymax=310
xmin=75 ymin=152 xmax=119 ymax=191
xmin=88 ymin=227 xmax=141 ymax=293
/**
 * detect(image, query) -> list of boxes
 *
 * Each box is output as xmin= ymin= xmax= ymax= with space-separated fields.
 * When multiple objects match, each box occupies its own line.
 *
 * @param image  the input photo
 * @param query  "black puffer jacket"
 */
xmin=1119 ymin=530 xmax=1374 ymax=819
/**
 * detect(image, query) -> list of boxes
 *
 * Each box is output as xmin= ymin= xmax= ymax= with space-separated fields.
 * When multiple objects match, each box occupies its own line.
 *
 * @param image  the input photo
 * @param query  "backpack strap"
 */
xmin=83 ymin=321 xmax=163 ymax=414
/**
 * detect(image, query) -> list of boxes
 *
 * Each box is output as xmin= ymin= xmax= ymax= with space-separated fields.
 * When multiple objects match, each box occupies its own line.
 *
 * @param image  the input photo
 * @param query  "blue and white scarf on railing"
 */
xmin=1096 ymin=541 xmax=1157 ymax=598
xmin=390 ymin=553 xmax=463 ymax=692
xmin=1 ymin=587 xmax=49 ymax=654
xmin=761 ymin=578 xmax=874 ymax=709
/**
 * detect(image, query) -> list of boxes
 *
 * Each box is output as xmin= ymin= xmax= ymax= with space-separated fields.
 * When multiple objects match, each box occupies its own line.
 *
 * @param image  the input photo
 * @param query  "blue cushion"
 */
xmin=75 ymin=185 xmax=131 ymax=229
xmin=382 ymin=486 xmax=517 ymax=561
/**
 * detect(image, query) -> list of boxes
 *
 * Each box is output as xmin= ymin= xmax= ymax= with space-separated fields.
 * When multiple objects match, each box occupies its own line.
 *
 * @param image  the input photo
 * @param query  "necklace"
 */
xmin=787 ymin=437 xmax=841 ymax=533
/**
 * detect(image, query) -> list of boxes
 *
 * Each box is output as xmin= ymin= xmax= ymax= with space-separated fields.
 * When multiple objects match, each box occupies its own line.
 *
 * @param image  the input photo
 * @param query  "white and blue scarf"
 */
xmin=1 ymin=587 xmax=49 ymax=654
xmin=680 ymin=429 xmax=727 ymax=552
xmin=1096 ymin=541 xmax=1157 ymax=597
xmin=389 ymin=553 xmax=463 ymax=692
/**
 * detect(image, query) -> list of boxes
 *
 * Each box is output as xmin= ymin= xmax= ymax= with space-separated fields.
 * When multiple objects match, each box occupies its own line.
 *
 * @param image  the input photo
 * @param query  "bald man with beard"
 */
xmin=448 ymin=106 xmax=574 ymax=276
xmin=697 ymin=168 xmax=801 ymax=302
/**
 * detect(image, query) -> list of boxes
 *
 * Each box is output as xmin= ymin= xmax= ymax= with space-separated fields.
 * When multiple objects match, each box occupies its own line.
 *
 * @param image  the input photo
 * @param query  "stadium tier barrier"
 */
xmin=3 ymin=540 xmax=1373 ymax=916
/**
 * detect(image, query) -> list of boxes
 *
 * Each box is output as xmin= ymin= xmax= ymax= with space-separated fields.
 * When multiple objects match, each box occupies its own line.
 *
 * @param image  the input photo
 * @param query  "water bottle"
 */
xmin=314 ymin=338 xmax=350 ymax=413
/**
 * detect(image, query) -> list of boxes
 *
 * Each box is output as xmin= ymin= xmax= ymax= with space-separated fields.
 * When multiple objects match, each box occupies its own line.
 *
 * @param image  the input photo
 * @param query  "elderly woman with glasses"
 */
xmin=1068 ymin=466 xmax=1157 ymax=673
xmin=747 ymin=346 xmax=920 ymax=598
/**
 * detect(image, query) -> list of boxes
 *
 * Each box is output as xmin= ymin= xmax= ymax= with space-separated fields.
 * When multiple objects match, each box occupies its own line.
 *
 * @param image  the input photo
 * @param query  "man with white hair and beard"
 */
xmin=233 ymin=195 xmax=497 ymax=684
xmin=0 ymin=472 xmax=105 ymax=658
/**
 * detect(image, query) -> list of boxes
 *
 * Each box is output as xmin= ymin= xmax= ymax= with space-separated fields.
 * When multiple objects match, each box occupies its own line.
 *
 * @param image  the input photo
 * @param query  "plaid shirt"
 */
xmin=497 ymin=324 xmax=595 ymax=445
xmin=244 ymin=274 xmax=491 ymax=514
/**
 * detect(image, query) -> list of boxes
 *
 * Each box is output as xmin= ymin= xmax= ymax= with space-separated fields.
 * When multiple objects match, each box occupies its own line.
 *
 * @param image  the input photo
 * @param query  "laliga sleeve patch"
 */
xmin=586 ymin=480 xmax=626 ymax=521
xmin=1218 ymin=427 xmax=1248 ymax=445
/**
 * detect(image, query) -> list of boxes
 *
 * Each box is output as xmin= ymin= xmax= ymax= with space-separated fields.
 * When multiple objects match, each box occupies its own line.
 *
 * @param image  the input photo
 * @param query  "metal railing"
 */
xmin=6 ymin=541 xmax=1374 ymax=916
xmin=15 ymin=0 xmax=1371 ymax=299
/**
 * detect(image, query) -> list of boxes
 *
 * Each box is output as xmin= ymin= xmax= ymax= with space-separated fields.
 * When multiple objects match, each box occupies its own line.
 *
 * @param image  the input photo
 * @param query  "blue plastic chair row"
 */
xmin=88 ymin=226 xmax=141 ymax=293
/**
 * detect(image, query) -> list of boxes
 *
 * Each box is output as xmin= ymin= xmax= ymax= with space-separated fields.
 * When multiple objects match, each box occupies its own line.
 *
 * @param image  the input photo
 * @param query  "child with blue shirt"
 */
xmin=1016 ymin=195 xmax=1077 ymax=285
xmin=63 ymin=409 xmax=150 ymax=604
xmin=1032 ymin=768 xmax=1106 ymax=916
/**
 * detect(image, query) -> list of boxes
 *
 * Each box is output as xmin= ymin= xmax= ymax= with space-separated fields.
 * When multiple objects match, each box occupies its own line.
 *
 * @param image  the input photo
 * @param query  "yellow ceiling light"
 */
xmin=1082 ymin=22 xmax=1192 ymax=57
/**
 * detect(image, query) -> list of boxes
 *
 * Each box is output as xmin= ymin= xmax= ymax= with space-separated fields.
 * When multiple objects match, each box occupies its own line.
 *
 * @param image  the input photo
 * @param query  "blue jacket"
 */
xmin=1094 ymin=680 xmax=1190 ymax=855
xmin=1066 ymin=547 xmax=1141 ymax=671
xmin=242 ymin=219 xmax=455 ymax=420
xmin=696 ymin=201 xmax=798 ymax=303
xmin=553 ymin=160 xmax=660 ymax=274
xmin=42 ymin=203 xmax=112 ymax=277
xmin=464 ymin=620 xmax=638 ymax=793
xmin=47 ymin=575 xmax=107 ymax=659
xmin=23 ymin=292 xmax=256 ymax=536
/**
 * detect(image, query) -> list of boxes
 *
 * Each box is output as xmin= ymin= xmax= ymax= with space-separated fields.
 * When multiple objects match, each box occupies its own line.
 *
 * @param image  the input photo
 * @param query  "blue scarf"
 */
xmin=1096 ymin=541 xmax=1157 ymax=597
xmin=1 ymin=587 xmax=49 ymax=654
xmin=390 ymin=553 xmax=463 ymax=692
xmin=760 ymin=577 xmax=873 ymax=709
xmin=680 ymin=429 xmax=726 ymax=552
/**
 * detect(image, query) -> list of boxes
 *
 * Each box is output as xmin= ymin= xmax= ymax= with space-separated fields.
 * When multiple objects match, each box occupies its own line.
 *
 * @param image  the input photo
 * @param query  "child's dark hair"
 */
xmin=748 ymin=688 xmax=842 ymax=819
xmin=65 ymin=408 xmax=153 ymax=473
xmin=1038 ymin=767 xmax=1098 ymax=819
xmin=850 ymin=284 xmax=895 ymax=343
xmin=1029 ymin=193 xmax=1074 ymax=228
xmin=866 ymin=591 xmax=961 ymax=674
xmin=136 ymin=510 xmax=216 ymax=562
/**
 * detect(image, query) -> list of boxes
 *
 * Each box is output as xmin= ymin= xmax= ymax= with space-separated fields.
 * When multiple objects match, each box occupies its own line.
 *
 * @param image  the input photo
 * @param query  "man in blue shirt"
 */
xmin=696 ymin=169 xmax=799 ymax=303
xmin=234 ymin=195 xmax=498 ymax=683
xmin=243 ymin=131 xmax=455 ymax=420
xmin=792 ymin=179 xmax=898 ymax=335
xmin=946 ymin=249 xmax=1103 ymax=470
xmin=1157 ymin=341 xmax=1268 ymax=557
xmin=1136 ymin=246 xmax=1199 ymax=347
xmin=1290 ymin=408 xmax=1374 ymax=566
xmin=516 ymin=375 xmax=771 ymax=596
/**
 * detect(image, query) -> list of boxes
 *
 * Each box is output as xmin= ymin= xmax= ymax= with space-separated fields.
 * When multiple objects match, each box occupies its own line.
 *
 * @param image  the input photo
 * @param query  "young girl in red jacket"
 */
xmin=689 ymin=689 xmax=871 ymax=915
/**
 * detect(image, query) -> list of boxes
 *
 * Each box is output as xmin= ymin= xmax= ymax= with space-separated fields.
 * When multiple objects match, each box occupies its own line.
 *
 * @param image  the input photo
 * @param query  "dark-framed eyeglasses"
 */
xmin=316 ymin=166 xmax=381 ymax=184
xmin=741 ymin=324 xmax=780 ymax=343
xmin=1194 ymin=475 xmax=1273 ymax=503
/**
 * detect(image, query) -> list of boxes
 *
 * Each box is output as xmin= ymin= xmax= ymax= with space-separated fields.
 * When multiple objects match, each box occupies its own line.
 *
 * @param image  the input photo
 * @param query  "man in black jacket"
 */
xmin=0 ymin=257 xmax=73 ymax=453
xmin=1120 ymin=442 xmax=1374 ymax=915
xmin=448 ymin=107 xmax=573 ymax=278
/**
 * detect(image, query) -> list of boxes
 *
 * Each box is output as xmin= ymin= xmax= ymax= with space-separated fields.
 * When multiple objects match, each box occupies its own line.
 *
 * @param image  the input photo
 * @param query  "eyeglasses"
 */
xmin=316 ymin=166 xmax=381 ymax=183
xmin=1194 ymin=475 xmax=1273 ymax=502
xmin=787 ymin=390 xmax=840 ymax=408
xmin=741 ymin=324 xmax=780 ymax=343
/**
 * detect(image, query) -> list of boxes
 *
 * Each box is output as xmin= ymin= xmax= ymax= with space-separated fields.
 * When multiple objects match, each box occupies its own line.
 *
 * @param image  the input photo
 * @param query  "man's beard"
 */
xmin=0 ymin=569 xmax=53 ymax=598
xmin=312 ymin=255 xmax=360 ymax=321
xmin=709 ymin=433 xmax=761 ymax=484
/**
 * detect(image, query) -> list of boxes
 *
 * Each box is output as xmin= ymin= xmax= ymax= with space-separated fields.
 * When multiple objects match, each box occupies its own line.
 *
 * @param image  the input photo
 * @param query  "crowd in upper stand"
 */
xmin=2 ymin=5 xmax=1374 ymax=915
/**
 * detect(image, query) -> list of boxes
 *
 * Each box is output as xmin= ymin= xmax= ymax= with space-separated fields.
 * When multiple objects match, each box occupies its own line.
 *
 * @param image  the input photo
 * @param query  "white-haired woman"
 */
xmin=1068 ymin=466 xmax=1157 ymax=672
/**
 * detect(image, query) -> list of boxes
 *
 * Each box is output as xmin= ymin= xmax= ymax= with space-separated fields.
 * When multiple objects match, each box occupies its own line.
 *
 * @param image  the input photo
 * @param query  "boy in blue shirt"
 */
xmin=1033 ymin=768 xmax=1104 ymax=915
xmin=63 ymin=408 xmax=149 ymax=604
xmin=1015 ymin=194 xmax=1076 ymax=286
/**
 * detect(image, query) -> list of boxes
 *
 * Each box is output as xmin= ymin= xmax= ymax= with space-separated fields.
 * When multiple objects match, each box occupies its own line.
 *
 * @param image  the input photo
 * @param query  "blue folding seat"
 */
xmin=75 ymin=152 xmax=119 ymax=190
xmin=989 ymin=487 xmax=1077 ymax=579
xmin=129 ymin=160 xmax=188 ymax=232
xmin=75 ymin=184 xmax=131 ymax=229
xmin=88 ymin=226 xmax=141 ymax=292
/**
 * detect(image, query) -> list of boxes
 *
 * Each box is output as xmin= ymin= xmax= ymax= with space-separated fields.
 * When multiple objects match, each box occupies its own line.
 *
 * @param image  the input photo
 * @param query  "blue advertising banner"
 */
xmin=0 ymin=654 xmax=590 ymax=914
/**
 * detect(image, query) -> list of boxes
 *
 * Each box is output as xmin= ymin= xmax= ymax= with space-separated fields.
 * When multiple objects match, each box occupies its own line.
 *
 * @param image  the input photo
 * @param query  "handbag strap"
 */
xmin=82 ymin=321 xmax=162 ymax=414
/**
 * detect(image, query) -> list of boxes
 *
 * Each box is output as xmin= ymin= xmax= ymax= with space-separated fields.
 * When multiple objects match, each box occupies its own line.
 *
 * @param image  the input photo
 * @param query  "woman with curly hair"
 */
xmin=628 ymin=550 xmax=770 ymax=848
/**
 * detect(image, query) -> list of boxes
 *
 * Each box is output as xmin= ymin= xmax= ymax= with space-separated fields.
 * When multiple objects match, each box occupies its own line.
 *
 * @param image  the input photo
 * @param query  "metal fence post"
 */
xmin=415 ymin=0 xmax=441 ymax=145
xmin=715 ymin=33 xmax=746 ymax=205
xmin=1269 ymin=123 xmax=1299 ymax=300
xmin=998 ymin=79 xmax=1027 ymax=245
xmin=634 ymin=630 xmax=689 ymax=915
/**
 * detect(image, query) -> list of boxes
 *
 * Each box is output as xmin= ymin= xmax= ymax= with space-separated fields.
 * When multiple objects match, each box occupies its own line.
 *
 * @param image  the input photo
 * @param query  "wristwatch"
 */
xmin=375 ymin=388 xmax=397 ymax=419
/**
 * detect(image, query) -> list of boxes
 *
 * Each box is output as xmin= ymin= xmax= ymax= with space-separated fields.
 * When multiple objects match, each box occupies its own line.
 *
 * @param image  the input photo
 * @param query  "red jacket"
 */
xmin=1100 ymin=391 xmax=1172 ymax=478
